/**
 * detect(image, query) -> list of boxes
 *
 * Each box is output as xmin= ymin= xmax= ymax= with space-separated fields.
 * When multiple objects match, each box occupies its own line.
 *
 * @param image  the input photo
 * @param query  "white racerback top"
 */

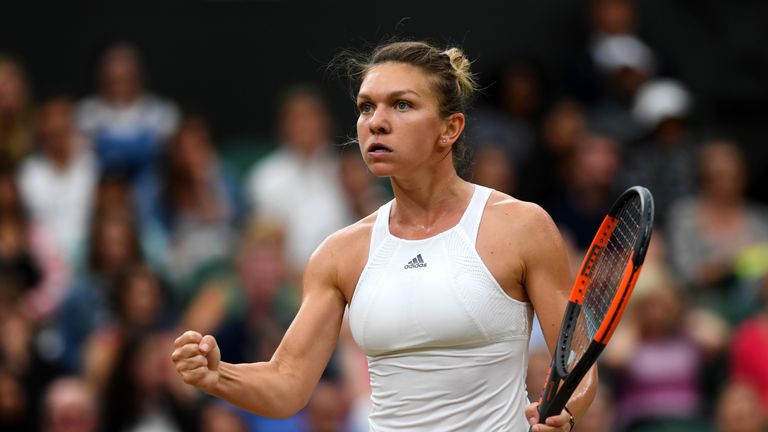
xmin=349 ymin=185 xmax=534 ymax=431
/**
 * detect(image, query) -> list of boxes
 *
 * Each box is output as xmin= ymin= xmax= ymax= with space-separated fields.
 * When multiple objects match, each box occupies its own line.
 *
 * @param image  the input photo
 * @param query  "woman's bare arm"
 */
xmin=520 ymin=203 xmax=598 ymax=426
xmin=172 ymin=234 xmax=348 ymax=418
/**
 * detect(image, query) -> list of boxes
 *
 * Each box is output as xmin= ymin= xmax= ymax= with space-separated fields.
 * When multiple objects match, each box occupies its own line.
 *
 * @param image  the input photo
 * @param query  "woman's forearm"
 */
xmin=211 ymin=360 xmax=313 ymax=418
xmin=566 ymin=366 xmax=598 ymax=420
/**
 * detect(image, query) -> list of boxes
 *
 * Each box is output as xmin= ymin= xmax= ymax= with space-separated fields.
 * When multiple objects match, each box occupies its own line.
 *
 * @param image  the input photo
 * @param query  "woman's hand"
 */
xmin=525 ymin=402 xmax=574 ymax=431
xmin=171 ymin=330 xmax=221 ymax=394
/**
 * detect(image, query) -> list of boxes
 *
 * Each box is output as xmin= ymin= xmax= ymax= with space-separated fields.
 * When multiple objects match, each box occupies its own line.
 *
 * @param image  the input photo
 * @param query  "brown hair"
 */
xmin=338 ymin=41 xmax=478 ymax=170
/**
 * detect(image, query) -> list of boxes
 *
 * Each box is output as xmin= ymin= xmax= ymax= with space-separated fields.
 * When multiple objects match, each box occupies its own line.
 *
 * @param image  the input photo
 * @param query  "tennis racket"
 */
xmin=531 ymin=186 xmax=654 ymax=429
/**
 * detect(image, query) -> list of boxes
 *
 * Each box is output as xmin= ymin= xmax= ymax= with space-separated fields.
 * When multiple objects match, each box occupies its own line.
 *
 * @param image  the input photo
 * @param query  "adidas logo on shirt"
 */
xmin=404 ymin=254 xmax=427 ymax=269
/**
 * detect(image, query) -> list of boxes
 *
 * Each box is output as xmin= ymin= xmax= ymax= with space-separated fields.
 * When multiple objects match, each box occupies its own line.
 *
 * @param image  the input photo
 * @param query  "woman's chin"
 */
xmin=365 ymin=163 xmax=396 ymax=178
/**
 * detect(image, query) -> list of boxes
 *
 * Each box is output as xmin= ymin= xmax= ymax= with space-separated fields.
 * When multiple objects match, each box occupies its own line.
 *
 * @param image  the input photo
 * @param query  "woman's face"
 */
xmin=356 ymin=62 xmax=451 ymax=177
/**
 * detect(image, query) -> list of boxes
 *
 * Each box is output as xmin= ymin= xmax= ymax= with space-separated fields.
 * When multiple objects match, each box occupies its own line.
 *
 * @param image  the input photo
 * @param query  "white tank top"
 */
xmin=349 ymin=185 xmax=533 ymax=431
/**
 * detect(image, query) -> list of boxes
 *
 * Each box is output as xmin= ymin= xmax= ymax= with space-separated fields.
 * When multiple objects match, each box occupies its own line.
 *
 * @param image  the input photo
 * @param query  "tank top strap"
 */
xmin=458 ymin=185 xmax=494 ymax=245
xmin=369 ymin=199 xmax=393 ymax=256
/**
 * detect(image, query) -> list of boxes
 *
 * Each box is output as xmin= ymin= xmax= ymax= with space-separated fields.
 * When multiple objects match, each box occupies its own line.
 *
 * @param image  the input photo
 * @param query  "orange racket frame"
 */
xmin=532 ymin=186 xmax=654 ymax=427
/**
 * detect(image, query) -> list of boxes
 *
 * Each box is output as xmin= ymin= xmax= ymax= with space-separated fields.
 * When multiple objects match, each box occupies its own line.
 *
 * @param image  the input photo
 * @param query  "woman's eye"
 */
xmin=396 ymin=101 xmax=411 ymax=111
xmin=359 ymin=103 xmax=373 ymax=114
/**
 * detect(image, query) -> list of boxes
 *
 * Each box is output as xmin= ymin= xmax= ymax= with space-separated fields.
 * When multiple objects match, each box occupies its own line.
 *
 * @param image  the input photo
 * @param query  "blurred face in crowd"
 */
xmin=339 ymin=151 xmax=372 ymax=197
xmin=356 ymin=62 xmax=454 ymax=178
xmin=94 ymin=178 xmax=132 ymax=215
xmin=569 ymin=133 xmax=620 ymax=193
xmin=472 ymin=145 xmax=516 ymax=195
xmin=238 ymin=236 xmax=285 ymax=306
xmin=590 ymin=0 xmax=635 ymax=35
xmin=499 ymin=64 xmax=540 ymax=119
xmin=0 ymin=174 xmax=21 ymax=215
xmin=698 ymin=140 xmax=747 ymax=203
xmin=717 ymin=382 xmax=767 ymax=432
xmin=92 ymin=213 xmax=138 ymax=273
xmin=0 ymin=60 xmax=27 ymax=114
xmin=99 ymin=44 xmax=142 ymax=103
xmin=43 ymin=378 xmax=98 ymax=432
xmin=279 ymin=93 xmax=331 ymax=157
xmin=541 ymin=99 xmax=586 ymax=156
xmin=611 ymin=66 xmax=648 ymax=102
xmin=306 ymin=381 xmax=348 ymax=432
xmin=37 ymin=98 xmax=76 ymax=159
xmin=635 ymin=286 xmax=682 ymax=339
xmin=131 ymin=333 xmax=173 ymax=395
xmin=200 ymin=403 xmax=247 ymax=432
xmin=0 ymin=371 xmax=25 ymax=424
xmin=173 ymin=119 xmax=214 ymax=181
xmin=119 ymin=268 xmax=163 ymax=328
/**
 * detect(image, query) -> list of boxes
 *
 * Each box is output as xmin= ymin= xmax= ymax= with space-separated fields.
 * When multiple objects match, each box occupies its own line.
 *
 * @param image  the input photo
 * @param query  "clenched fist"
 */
xmin=171 ymin=331 xmax=221 ymax=394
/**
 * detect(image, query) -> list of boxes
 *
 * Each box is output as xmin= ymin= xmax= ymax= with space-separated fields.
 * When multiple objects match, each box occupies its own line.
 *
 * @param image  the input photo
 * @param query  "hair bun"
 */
xmin=443 ymin=48 xmax=477 ymax=101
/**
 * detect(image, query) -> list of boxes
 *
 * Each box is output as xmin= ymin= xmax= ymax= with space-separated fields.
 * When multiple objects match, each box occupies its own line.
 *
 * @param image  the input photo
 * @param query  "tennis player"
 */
xmin=172 ymin=41 xmax=596 ymax=431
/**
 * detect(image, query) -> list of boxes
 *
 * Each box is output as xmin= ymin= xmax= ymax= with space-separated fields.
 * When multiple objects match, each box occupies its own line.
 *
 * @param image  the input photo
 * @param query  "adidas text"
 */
xmin=404 ymin=254 xmax=428 ymax=269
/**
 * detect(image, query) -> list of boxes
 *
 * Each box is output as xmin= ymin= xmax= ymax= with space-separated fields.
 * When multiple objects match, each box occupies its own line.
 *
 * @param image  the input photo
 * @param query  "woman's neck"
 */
xmin=388 ymin=162 xmax=473 ymax=236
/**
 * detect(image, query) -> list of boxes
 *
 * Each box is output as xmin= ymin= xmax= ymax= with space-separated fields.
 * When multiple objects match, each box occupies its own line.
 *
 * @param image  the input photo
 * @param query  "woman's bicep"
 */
xmin=270 ymin=243 xmax=348 ymax=401
xmin=522 ymin=206 xmax=573 ymax=354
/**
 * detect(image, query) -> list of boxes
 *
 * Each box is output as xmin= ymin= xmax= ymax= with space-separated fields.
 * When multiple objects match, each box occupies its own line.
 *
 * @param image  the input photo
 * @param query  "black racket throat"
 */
xmin=538 ymin=303 xmax=605 ymax=420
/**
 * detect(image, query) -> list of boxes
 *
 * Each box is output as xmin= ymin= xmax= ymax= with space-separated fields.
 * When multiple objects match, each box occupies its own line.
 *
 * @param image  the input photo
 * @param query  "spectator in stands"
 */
xmin=42 ymin=376 xmax=99 ymax=432
xmin=563 ymin=0 xmax=643 ymax=105
xmin=244 ymin=85 xmax=351 ymax=273
xmin=191 ymin=219 xmax=299 ymax=365
xmin=470 ymin=143 xmax=517 ymax=196
xmin=81 ymin=264 xmax=169 ymax=391
xmin=18 ymin=96 xmax=98 ymax=266
xmin=102 ymin=331 xmax=199 ymax=432
xmin=0 ymin=307 xmax=64 ymax=431
xmin=547 ymin=131 xmax=623 ymax=249
xmin=0 ymin=368 xmax=30 ymax=431
xmin=587 ymin=33 xmax=656 ymax=145
xmin=517 ymin=98 xmax=587 ymax=204
xmin=716 ymin=381 xmax=767 ymax=432
xmin=56 ymin=208 xmax=143 ymax=370
xmin=303 ymin=379 xmax=352 ymax=432
xmin=339 ymin=149 xmax=390 ymax=220
xmin=199 ymin=402 xmax=248 ymax=432
xmin=0 ymin=55 xmax=33 ymax=170
xmin=469 ymin=61 xmax=542 ymax=172
xmin=729 ymin=276 xmax=768 ymax=411
xmin=625 ymin=79 xmax=697 ymax=221
xmin=0 ymin=173 xmax=41 ymax=307
xmin=602 ymin=261 xmax=724 ymax=431
xmin=149 ymin=115 xmax=243 ymax=289
xmin=0 ymin=169 xmax=69 ymax=322
xmin=76 ymin=42 xmax=179 ymax=182
xmin=667 ymin=139 xmax=768 ymax=322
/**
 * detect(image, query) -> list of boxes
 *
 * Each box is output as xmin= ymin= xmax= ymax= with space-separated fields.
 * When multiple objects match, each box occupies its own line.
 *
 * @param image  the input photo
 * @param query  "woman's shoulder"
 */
xmin=310 ymin=211 xmax=379 ymax=263
xmin=306 ymin=211 xmax=379 ymax=297
xmin=479 ymin=189 xmax=564 ymax=261
xmin=484 ymin=190 xmax=557 ymax=232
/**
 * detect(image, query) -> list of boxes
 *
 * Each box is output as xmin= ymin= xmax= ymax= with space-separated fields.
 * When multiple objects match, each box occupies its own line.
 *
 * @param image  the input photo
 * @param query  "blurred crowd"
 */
xmin=1 ymin=0 xmax=768 ymax=431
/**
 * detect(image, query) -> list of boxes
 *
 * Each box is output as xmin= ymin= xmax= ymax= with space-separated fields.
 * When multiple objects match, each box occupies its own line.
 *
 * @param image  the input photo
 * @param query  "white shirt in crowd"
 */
xmin=245 ymin=146 xmax=352 ymax=271
xmin=18 ymin=139 xmax=98 ymax=265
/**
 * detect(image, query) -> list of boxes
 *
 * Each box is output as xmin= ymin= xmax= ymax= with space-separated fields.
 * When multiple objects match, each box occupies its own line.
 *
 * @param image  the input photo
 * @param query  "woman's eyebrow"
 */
xmin=357 ymin=89 xmax=421 ymax=101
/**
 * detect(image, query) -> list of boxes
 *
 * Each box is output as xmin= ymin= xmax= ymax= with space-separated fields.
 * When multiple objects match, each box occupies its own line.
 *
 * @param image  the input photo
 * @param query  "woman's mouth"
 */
xmin=367 ymin=143 xmax=392 ymax=154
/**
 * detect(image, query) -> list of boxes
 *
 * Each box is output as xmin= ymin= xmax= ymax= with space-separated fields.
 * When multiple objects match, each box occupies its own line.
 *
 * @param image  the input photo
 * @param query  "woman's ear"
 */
xmin=439 ymin=113 xmax=465 ymax=150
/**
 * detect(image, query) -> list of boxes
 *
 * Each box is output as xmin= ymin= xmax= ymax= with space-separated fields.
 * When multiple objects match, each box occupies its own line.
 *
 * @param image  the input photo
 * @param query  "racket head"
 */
xmin=538 ymin=186 xmax=654 ymax=419
xmin=558 ymin=186 xmax=653 ymax=375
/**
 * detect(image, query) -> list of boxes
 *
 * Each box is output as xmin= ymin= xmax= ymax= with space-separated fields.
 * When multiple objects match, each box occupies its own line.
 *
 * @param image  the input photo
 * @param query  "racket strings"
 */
xmin=567 ymin=196 xmax=642 ymax=372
